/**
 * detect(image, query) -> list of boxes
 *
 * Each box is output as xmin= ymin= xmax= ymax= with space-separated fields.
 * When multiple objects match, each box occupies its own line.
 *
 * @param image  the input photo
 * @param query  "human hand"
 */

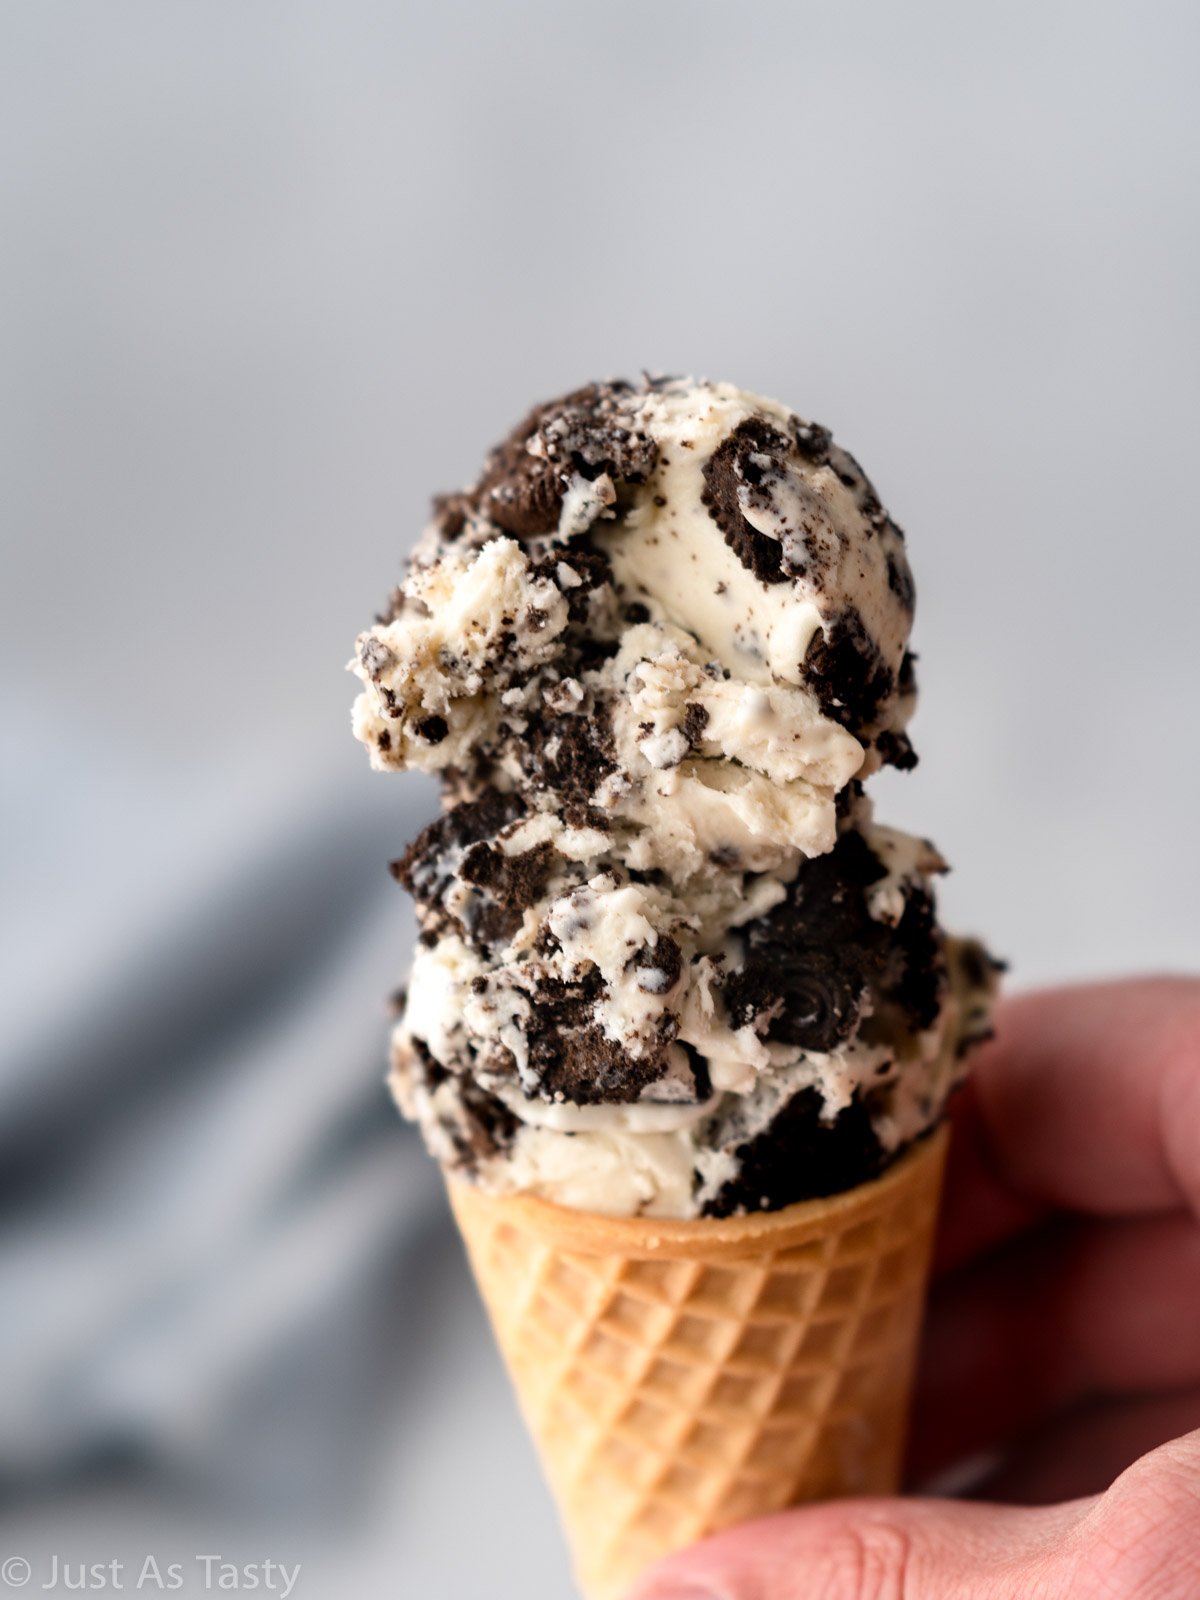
xmin=628 ymin=978 xmax=1200 ymax=1598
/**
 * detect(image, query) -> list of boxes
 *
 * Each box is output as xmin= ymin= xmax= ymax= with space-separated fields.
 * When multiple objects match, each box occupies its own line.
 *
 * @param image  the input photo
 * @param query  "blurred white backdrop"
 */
xmin=2 ymin=3 xmax=1198 ymax=1597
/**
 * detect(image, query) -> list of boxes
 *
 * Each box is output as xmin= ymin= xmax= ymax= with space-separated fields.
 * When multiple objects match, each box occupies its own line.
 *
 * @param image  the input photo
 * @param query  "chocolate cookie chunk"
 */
xmin=521 ymin=964 xmax=676 ymax=1104
xmin=443 ymin=382 xmax=659 ymax=540
xmin=404 ymin=1038 xmax=521 ymax=1170
xmin=460 ymin=838 xmax=556 ymax=914
xmin=390 ymin=788 xmax=533 ymax=947
xmin=700 ymin=416 xmax=795 ymax=583
xmin=723 ymin=947 xmax=869 ymax=1053
xmin=519 ymin=696 xmax=617 ymax=807
xmin=803 ymin=607 xmax=896 ymax=735
xmin=720 ymin=830 xmax=944 ymax=1049
xmin=700 ymin=1087 xmax=889 ymax=1217
xmin=790 ymin=416 xmax=833 ymax=462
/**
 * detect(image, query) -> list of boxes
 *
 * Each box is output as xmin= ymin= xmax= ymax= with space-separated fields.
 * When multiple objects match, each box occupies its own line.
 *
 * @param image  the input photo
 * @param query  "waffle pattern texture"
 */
xmin=448 ymin=1124 xmax=948 ymax=1600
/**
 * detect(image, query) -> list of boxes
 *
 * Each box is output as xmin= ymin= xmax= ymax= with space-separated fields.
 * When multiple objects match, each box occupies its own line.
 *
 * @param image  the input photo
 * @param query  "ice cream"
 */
xmin=351 ymin=376 xmax=997 ymax=1219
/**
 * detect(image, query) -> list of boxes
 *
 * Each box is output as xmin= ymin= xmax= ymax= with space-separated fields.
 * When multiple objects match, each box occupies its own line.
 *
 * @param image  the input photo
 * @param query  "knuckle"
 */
xmin=1109 ymin=1432 xmax=1200 ymax=1522
xmin=811 ymin=1516 xmax=917 ymax=1600
xmin=624 ymin=1511 xmax=920 ymax=1600
xmin=1075 ymin=1437 xmax=1200 ymax=1598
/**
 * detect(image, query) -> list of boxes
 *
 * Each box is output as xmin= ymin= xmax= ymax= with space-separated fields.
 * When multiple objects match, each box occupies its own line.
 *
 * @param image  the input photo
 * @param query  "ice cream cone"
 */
xmin=448 ymin=1123 xmax=949 ymax=1600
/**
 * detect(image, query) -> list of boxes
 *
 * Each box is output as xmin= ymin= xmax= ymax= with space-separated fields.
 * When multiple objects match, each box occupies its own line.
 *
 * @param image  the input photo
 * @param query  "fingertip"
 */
xmin=623 ymin=1499 xmax=933 ymax=1600
xmin=621 ymin=1522 xmax=752 ymax=1599
xmin=930 ymin=977 xmax=1200 ymax=1274
xmin=970 ymin=979 xmax=1196 ymax=1216
xmin=623 ymin=1509 xmax=816 ymax=1600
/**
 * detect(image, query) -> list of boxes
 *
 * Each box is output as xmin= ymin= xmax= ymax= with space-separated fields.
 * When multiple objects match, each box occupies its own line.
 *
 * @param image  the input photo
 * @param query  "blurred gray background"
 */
xmin=2 ymin=2 xmax=1197 ymax=1597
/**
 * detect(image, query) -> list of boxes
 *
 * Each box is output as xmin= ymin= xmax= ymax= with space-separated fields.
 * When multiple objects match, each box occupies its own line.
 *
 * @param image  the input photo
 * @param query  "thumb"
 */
xmin=625 ymin=1432 xmax=1200 ymax=1600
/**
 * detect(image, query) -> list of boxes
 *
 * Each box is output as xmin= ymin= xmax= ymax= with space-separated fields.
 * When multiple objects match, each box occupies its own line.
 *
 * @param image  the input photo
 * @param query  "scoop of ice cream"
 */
xmin=386 ymin=785 xmax=996 ymax=1217
xmin=350 ymin=376 xmax=996 ymax=1219
xmin=351 ymin=378 xmax=918 ymax=879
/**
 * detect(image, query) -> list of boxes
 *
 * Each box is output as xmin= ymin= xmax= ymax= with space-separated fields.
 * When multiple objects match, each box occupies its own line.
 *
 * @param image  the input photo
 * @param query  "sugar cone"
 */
xmin=448 ymin=1124 xmax=949 ymax=1600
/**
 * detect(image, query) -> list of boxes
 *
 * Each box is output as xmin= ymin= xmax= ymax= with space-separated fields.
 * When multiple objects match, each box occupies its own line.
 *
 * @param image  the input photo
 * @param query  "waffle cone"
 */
xmin=448 ymin=1123 xmax=948 ymax=1600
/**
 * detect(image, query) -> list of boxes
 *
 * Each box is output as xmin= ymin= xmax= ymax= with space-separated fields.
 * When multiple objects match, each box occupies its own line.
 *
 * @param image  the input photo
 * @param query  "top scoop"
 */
xmin=351 ymin=377 xmax=996 ymax=1218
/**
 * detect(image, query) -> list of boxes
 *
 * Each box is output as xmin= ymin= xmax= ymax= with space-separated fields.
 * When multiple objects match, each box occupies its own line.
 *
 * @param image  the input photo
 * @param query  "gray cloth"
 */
xmin=0 ymin=747 xmax=569 ymax=1595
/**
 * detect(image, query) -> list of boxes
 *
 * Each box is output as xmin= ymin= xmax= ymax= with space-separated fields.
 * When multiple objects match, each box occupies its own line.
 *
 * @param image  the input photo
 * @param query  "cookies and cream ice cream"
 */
xmin=350 ymin=377 xmax=996 ymax=1218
